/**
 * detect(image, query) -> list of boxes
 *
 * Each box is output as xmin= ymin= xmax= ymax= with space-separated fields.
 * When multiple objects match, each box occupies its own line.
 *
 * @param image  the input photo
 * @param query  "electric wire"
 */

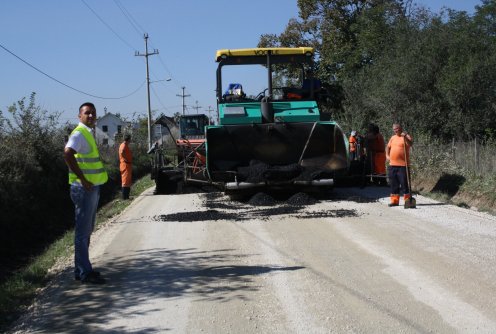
xmin=150 ymin=85 xmax=172 ymax=114
xmin=113 ymin=0 xmax=146 ymax=37
xmin=0 ymin=43 xmax=146 ymax=100
xmin=111 ymin=1 xmax=183 ymax=92
xmin=111 ymin=0 xmax=194 ymax=99
xmin=80 ymin=0 xmax=137 ymax=51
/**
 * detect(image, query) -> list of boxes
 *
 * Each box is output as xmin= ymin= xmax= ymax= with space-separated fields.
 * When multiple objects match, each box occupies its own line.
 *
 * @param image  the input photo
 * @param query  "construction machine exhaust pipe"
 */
xmin=261 ymin=99 xmax=274 ymax=123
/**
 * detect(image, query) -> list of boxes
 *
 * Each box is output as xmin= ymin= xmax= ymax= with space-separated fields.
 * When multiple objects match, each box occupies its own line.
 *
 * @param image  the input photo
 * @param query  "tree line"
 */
xmin=259 ymin=0 xmax=496 ymax=141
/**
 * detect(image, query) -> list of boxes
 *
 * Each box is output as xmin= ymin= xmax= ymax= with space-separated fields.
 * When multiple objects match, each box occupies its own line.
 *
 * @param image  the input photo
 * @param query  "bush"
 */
xmin=0 ymin=94 xmax=73 ymax=279
xmin=0 ymin=94 xmax=152 ymax=282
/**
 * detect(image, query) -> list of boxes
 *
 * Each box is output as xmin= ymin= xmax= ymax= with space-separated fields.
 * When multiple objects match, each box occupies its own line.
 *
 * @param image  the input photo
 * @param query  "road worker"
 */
xmin=64 ymin=102 xmax=107 ymax=284
xmin=349 ymin=131 xmax=358 ymax=160
xmin=369 ymin=124 xmax=386 ymax=176
xmin=119 ymin=134 xmax=133 ymax=200
xmin=385 ymin=123 xmax=413 ymax=207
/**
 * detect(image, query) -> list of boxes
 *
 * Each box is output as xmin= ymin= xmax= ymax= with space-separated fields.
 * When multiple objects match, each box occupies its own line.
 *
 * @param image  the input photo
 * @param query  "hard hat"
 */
xmin=351 ymin=131 xmax=356 ymax=136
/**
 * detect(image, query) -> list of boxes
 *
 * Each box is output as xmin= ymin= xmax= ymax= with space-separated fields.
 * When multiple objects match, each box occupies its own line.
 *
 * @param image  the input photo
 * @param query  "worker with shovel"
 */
xmin=386 ymin=123 xmax=415 ymax=208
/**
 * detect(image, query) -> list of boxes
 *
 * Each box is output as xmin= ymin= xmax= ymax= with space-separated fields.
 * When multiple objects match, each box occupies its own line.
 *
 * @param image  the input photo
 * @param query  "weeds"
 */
xmin=0 ymin=175 xmax=154 ymax=333
xmin=413 ymin=135 xmax=496 ymax=214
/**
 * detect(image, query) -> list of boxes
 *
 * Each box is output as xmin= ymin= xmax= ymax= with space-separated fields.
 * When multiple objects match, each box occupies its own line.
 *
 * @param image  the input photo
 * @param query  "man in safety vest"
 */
xmin=64 ymin=102 xmax=108 ymax=284
xmin=385 ymin=123 xmax=413 ymax=207
xmin=119 ymin=134 xmax=133 ymax=199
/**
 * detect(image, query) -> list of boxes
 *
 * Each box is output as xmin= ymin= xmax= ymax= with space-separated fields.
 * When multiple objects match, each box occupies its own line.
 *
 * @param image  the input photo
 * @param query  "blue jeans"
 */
xmin=70 ymin=184 xmax=100 ymax=279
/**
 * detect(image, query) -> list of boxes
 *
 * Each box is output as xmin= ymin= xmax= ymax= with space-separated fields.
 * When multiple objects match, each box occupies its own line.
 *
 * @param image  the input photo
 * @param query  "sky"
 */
xmin=0 ymin=0 xmax=483 ymax=125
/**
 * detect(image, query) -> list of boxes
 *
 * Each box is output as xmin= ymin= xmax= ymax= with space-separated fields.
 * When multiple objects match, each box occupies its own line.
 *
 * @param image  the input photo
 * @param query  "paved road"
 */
xmin=11 ymin=186 xmax=496 ymax=333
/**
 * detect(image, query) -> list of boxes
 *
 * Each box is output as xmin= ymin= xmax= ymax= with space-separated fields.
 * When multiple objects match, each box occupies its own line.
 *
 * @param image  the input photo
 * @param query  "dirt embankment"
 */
xmin=413 ymin=173 xmax=496 ymax=214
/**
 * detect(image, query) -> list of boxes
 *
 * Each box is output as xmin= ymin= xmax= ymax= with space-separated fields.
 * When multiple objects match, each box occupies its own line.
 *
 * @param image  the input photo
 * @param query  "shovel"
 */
xmin=403 ymin=136 xmax=416 ymax=209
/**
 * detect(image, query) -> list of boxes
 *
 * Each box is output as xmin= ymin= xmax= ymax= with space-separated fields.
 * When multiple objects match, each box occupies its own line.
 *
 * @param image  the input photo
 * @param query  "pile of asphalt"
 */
xmin=286 ymin=192 xmax=317 ymax=206
xmin=247 ymin=192 xmax=276 ymax=206
xmin=154 ymin=209 xmax=244 ymax=222
xmin=236 ymin=160 xmax=303 ymax=182
xmin=237 ymin=160 xmax=270 ymax=183
xmin=152 ymin=191 xmax=359 ymax=223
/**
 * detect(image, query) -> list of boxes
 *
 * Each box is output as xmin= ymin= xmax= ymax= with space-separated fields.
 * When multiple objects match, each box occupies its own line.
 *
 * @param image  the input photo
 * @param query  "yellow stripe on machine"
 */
xmin=216 ymin=47 xmax=314 ymax=61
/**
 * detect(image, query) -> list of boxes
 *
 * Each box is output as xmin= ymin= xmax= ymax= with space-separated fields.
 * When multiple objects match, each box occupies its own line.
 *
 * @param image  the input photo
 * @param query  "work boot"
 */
xmin=389 ymin=194 xmax=400 ymax=207
xmin=122 ymin=187 xmax=130 ymax=200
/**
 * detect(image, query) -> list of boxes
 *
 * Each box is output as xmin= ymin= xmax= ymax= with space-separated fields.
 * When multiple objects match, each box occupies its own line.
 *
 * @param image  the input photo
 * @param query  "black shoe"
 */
xmin=388 ymin=203 xmax=399 ymax=207
xmin=75 ymin=270 xmax=100 ymax=281
xmin=81 ymin=271 xmax=106 ymax=284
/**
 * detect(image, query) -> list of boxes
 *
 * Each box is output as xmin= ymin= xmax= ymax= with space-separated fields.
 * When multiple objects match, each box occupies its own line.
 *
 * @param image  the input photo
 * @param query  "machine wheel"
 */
xmin=155 ymin=169 xmax=181 ymax=194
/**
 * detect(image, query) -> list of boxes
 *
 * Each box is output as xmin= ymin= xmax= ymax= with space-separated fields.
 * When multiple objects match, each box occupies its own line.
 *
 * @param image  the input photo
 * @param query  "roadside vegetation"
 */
xmin=413 ymin=136 xmax=496 ymax=213
xmin=0 ymin=174 xmax=154 ymax=332
xmin=0 ymin=93 xmax=155 ymax=331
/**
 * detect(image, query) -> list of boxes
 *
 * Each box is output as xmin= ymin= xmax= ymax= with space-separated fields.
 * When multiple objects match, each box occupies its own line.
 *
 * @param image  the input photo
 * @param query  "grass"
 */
xmin=0 ymin=175 xmax=155 ymax=333
xmin=412 ymin=138 xmax=496 ymax=215
xmin=416 ymin=171 xmax=496 ymax=215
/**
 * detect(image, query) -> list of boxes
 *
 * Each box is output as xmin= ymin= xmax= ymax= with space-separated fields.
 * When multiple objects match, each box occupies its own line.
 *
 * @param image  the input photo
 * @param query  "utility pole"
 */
xmin=192 ymin=100 xmax=202 ymax=114
xmin=135 ymin=33 xmax=158 ymax=150
xmin=176 ymin=86 xmax=190 ymax=115
xmin=206 ymin=105 xmax=214 ymax=124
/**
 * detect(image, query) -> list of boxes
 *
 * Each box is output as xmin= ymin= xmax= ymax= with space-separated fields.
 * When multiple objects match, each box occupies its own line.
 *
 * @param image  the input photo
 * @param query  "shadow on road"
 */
xmin=19 ymin=248 xmax=303 ymax=333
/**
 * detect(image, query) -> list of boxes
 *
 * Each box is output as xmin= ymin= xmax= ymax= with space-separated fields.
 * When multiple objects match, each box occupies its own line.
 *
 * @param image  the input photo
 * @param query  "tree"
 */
xmin=260 ymin=0 xmax=496 ymax=140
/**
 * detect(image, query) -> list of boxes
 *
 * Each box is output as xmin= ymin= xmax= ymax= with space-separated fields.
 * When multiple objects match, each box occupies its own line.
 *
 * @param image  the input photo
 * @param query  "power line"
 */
xmin=150 ymin=85 xmax=171 ymax=113
xmin=80 ymin=0 xmax=136 ymax=51
xmin=110 ymin=0 xmax=182 ymax=92
xmin=113 ymin=0 xmax=145 ymax=37
xmin=0 ymin=43 xmax=146 ymax=100
xmin=108 ymin=0 xmax=200 ymax=107
xmin=176 ymin=87 xmax=191 ymax=115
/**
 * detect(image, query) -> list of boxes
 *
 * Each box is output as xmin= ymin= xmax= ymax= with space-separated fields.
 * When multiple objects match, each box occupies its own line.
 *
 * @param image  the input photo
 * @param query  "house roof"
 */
xmin=97 ymin=112 xmax=124 ymax=123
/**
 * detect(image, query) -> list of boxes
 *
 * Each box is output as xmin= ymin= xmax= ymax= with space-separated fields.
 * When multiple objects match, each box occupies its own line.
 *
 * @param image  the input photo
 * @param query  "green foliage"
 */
xmin=259 ymin=0 xmax=496 ymax=141
xmin=0 ymin=93 xmax=151 ymax=282
xmin=0 ymin=175 xmax=154 ymax=333
xmin=0 ymin=93 xmax=71 ymax=276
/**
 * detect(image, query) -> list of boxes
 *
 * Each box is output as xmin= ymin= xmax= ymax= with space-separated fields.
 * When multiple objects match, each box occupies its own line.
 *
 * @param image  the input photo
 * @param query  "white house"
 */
xmin=96 ymin=112 xmax=131 ymax=146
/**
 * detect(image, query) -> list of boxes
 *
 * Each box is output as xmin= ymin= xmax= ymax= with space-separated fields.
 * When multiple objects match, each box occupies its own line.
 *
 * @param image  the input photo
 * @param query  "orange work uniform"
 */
xmin=387 ymin=135 xmax=411 ymax=167
xmin=349 ymin=135 xmax=357 ymax=153
xmin=119 ymin=141 xmax=133 ymax=187
xmin=349 ymin=135 xmax=358 ymax=160
xmin=372 ymin=133 xmax=386 ymax=175
xmin=387 ymin=134 xmax=412 ymax=204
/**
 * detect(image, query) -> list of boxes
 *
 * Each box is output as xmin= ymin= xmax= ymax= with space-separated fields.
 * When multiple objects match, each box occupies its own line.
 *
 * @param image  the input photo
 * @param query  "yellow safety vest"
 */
xmin=68 ymin=125 xmax=108 ymax=185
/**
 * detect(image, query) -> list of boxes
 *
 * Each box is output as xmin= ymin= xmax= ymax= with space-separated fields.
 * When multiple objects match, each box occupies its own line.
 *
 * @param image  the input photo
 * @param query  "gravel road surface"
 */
xmin=10 ymin=186 xmax=496 ymax=333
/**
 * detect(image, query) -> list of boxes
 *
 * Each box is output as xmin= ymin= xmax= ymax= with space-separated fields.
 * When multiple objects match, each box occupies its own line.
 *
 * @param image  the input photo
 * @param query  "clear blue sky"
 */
xmin=0 ymin=0 xmax=483 ymax=124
